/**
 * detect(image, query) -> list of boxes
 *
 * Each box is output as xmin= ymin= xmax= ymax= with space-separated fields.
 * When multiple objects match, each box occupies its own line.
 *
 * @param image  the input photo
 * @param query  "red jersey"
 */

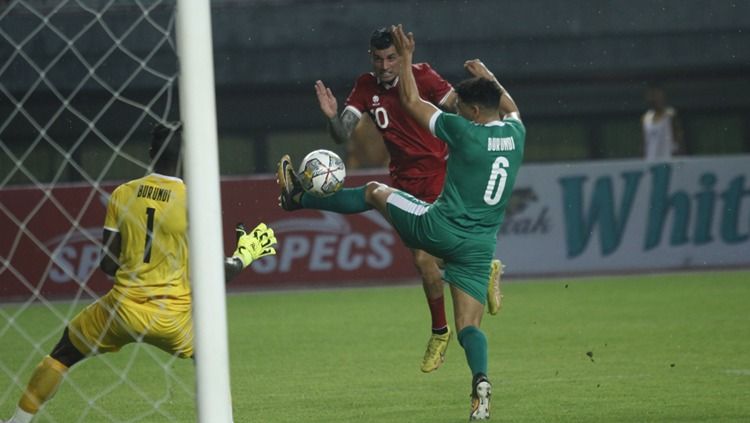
xmin=344 ymin=63 xmax=453 ymax=181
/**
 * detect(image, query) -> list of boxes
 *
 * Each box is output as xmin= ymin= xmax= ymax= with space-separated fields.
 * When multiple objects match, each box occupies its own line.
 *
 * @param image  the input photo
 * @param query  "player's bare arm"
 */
xmin=464 ymin=59 xmax=521 ymax=121
xmin=100 ymin=229 xmax=121 ymax=276
xmin=315 ymin=79 xmax=361 ymax=145
xmin=391 ymin=24 xmax=440 ymax=130
xmin=328 ymin=108 xmax=361 ymax=145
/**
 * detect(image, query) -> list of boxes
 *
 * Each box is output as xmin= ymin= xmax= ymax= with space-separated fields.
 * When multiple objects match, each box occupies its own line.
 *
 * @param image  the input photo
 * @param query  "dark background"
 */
xmin=1 ymin=0 xmax=749 ymax=184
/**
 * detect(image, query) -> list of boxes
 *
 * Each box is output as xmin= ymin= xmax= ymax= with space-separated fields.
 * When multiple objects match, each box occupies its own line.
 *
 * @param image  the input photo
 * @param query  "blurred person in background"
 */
xmin=642 ymin=85 xmax=684 ymax=161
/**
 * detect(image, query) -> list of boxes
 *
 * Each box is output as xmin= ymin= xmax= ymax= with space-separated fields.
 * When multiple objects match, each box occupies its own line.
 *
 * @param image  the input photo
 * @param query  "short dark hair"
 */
xmin=150 ymin=122 xmax=182 ymax=165
xmin=455 ymin=77 xmax=502 ymax=110
xmin=369 ymin=27 xmax=393 ymax=50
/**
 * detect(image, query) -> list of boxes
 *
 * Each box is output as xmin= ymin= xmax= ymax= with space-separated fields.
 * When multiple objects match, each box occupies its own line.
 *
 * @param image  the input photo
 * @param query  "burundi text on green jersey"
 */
xmin=427 ymin=110 xmax=525 ymax=238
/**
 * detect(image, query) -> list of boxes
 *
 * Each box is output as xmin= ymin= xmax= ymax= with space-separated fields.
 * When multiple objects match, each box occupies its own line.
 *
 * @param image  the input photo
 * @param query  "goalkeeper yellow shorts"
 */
xmin=68 ymin=291 xmax=194 ymax=358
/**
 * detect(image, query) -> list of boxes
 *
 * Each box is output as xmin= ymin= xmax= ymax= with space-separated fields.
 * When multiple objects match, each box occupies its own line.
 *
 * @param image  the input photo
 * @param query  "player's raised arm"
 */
xmin=464 ymin=59 xmax=521 ymax=121
xmin=315 ymin=80 xmax=360 ymax=145
xmin=390 ymin=24 xmax=439 ymax=130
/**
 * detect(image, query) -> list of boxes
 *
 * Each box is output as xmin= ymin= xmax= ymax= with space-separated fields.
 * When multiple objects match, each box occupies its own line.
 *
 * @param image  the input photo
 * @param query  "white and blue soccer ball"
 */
xmin=298 ymin=149 xmax=346 ymax=197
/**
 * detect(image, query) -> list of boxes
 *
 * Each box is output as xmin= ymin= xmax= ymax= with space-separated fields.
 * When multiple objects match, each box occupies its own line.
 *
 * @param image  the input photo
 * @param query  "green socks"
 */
xmin=301 ymin=186 xmax=371 ymax=214
xmin=458 ymin=326 xmax=488 ymax=377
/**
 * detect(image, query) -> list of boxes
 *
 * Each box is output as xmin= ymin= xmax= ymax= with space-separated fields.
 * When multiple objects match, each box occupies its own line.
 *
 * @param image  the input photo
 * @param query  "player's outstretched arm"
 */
xmin=315 ymin=80 xmax=360 ymax=145
xmin=390 ymin=24 xmax=439 ymax=130
xmin=224 ymin=222 xmax=278 ymax=282
xmin=464 ymin=59 xmax=521 ymax=121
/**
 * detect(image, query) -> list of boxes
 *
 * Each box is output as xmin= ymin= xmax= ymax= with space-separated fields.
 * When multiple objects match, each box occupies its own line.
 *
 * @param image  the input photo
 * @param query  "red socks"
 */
xmin=428 ymin=296 xmax=448 ymax=334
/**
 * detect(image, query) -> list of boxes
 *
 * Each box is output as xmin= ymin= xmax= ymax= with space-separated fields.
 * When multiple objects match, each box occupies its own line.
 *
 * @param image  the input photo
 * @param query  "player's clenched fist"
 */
xmin=232 ymin=222 xmax=278 ymax=268
xmin=463 ymin=59 xmax=494 ymax=81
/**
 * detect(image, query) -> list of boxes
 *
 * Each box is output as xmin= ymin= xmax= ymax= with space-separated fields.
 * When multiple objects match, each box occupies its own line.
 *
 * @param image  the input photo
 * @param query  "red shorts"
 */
xmin=391 ymin=172 xmax=445 ymax=204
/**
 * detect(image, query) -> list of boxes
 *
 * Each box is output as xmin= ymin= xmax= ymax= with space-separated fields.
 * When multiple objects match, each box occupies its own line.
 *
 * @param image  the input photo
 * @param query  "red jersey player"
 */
xmin=344 ymin=62 xmax=451 ymax=199
xmin=314 ymin=27 xmax=503 ymax=373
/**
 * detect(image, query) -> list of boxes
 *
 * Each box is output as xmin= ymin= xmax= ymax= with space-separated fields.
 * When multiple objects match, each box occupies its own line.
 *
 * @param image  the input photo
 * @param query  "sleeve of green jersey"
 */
xmin=428 ymin=111 xmax=472 ymax=148
xmin=502 ymin=116 xmax=526 ymax=139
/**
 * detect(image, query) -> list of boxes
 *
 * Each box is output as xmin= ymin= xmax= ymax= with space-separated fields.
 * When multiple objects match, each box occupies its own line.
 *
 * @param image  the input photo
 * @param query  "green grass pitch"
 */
xmin=2 ymin=270 xmax=749 ymax=422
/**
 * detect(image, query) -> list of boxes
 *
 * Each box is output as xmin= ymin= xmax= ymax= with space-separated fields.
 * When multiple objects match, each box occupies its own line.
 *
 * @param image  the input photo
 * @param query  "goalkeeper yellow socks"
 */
xmin=301 ymin=186 xmax=371 ymax=214
xmin=17 ymin=355 xmax=68 ymax=417
xmin=458 ymin=326 xmax=488 ymax=377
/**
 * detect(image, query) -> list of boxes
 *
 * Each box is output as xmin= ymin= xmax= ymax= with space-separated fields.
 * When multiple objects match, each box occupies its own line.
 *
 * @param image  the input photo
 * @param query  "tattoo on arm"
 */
xmin=327 ymin=109 xmax=360 ymax=145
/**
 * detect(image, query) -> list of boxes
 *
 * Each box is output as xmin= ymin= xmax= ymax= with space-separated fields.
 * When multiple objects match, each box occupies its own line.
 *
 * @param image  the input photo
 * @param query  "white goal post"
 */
xmin=176 ymin=0 xmax=233 ymax=422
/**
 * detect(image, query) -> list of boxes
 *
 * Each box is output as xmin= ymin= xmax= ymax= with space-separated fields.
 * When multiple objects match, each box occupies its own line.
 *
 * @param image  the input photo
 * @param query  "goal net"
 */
xmin=1 ymin=1 xmax=226 ymax=421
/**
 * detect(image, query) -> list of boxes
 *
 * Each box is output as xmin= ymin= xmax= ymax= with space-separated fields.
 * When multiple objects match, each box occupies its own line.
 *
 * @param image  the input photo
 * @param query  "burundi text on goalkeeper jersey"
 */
xmin=103 ymin=173 xmax=190 ymax=310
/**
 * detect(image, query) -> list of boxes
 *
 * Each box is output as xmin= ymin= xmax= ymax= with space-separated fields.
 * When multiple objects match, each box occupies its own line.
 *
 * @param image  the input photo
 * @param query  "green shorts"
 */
xmin=386 ymin=190 xmax=496 ymax=304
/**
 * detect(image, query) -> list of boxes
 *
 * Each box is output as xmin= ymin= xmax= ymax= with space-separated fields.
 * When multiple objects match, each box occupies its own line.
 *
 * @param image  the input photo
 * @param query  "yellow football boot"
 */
xmin=420 ymin=326 xmax=451 ymax=373
xmin=487 ymin=259 xmax=504 ymax=315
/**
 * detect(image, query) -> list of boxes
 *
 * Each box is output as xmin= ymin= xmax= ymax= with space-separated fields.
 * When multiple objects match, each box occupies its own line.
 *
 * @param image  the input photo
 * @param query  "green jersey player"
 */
xmin=276 ymin=24 xmax=524 ymax=421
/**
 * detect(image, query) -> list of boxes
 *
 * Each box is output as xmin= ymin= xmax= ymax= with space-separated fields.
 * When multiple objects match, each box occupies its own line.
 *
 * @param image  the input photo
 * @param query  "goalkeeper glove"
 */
xmin=232 ymin=222 xmax=278 ymax=268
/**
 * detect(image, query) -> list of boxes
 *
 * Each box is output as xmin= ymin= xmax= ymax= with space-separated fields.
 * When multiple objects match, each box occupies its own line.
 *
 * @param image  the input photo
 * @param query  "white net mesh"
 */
xmin=1 ymin=1 xmax=197 ymax=421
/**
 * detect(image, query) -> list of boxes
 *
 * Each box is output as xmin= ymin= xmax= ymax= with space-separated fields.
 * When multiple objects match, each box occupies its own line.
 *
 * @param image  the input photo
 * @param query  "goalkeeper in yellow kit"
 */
xmin=3 ymin=124 xmax=277 ymax=423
